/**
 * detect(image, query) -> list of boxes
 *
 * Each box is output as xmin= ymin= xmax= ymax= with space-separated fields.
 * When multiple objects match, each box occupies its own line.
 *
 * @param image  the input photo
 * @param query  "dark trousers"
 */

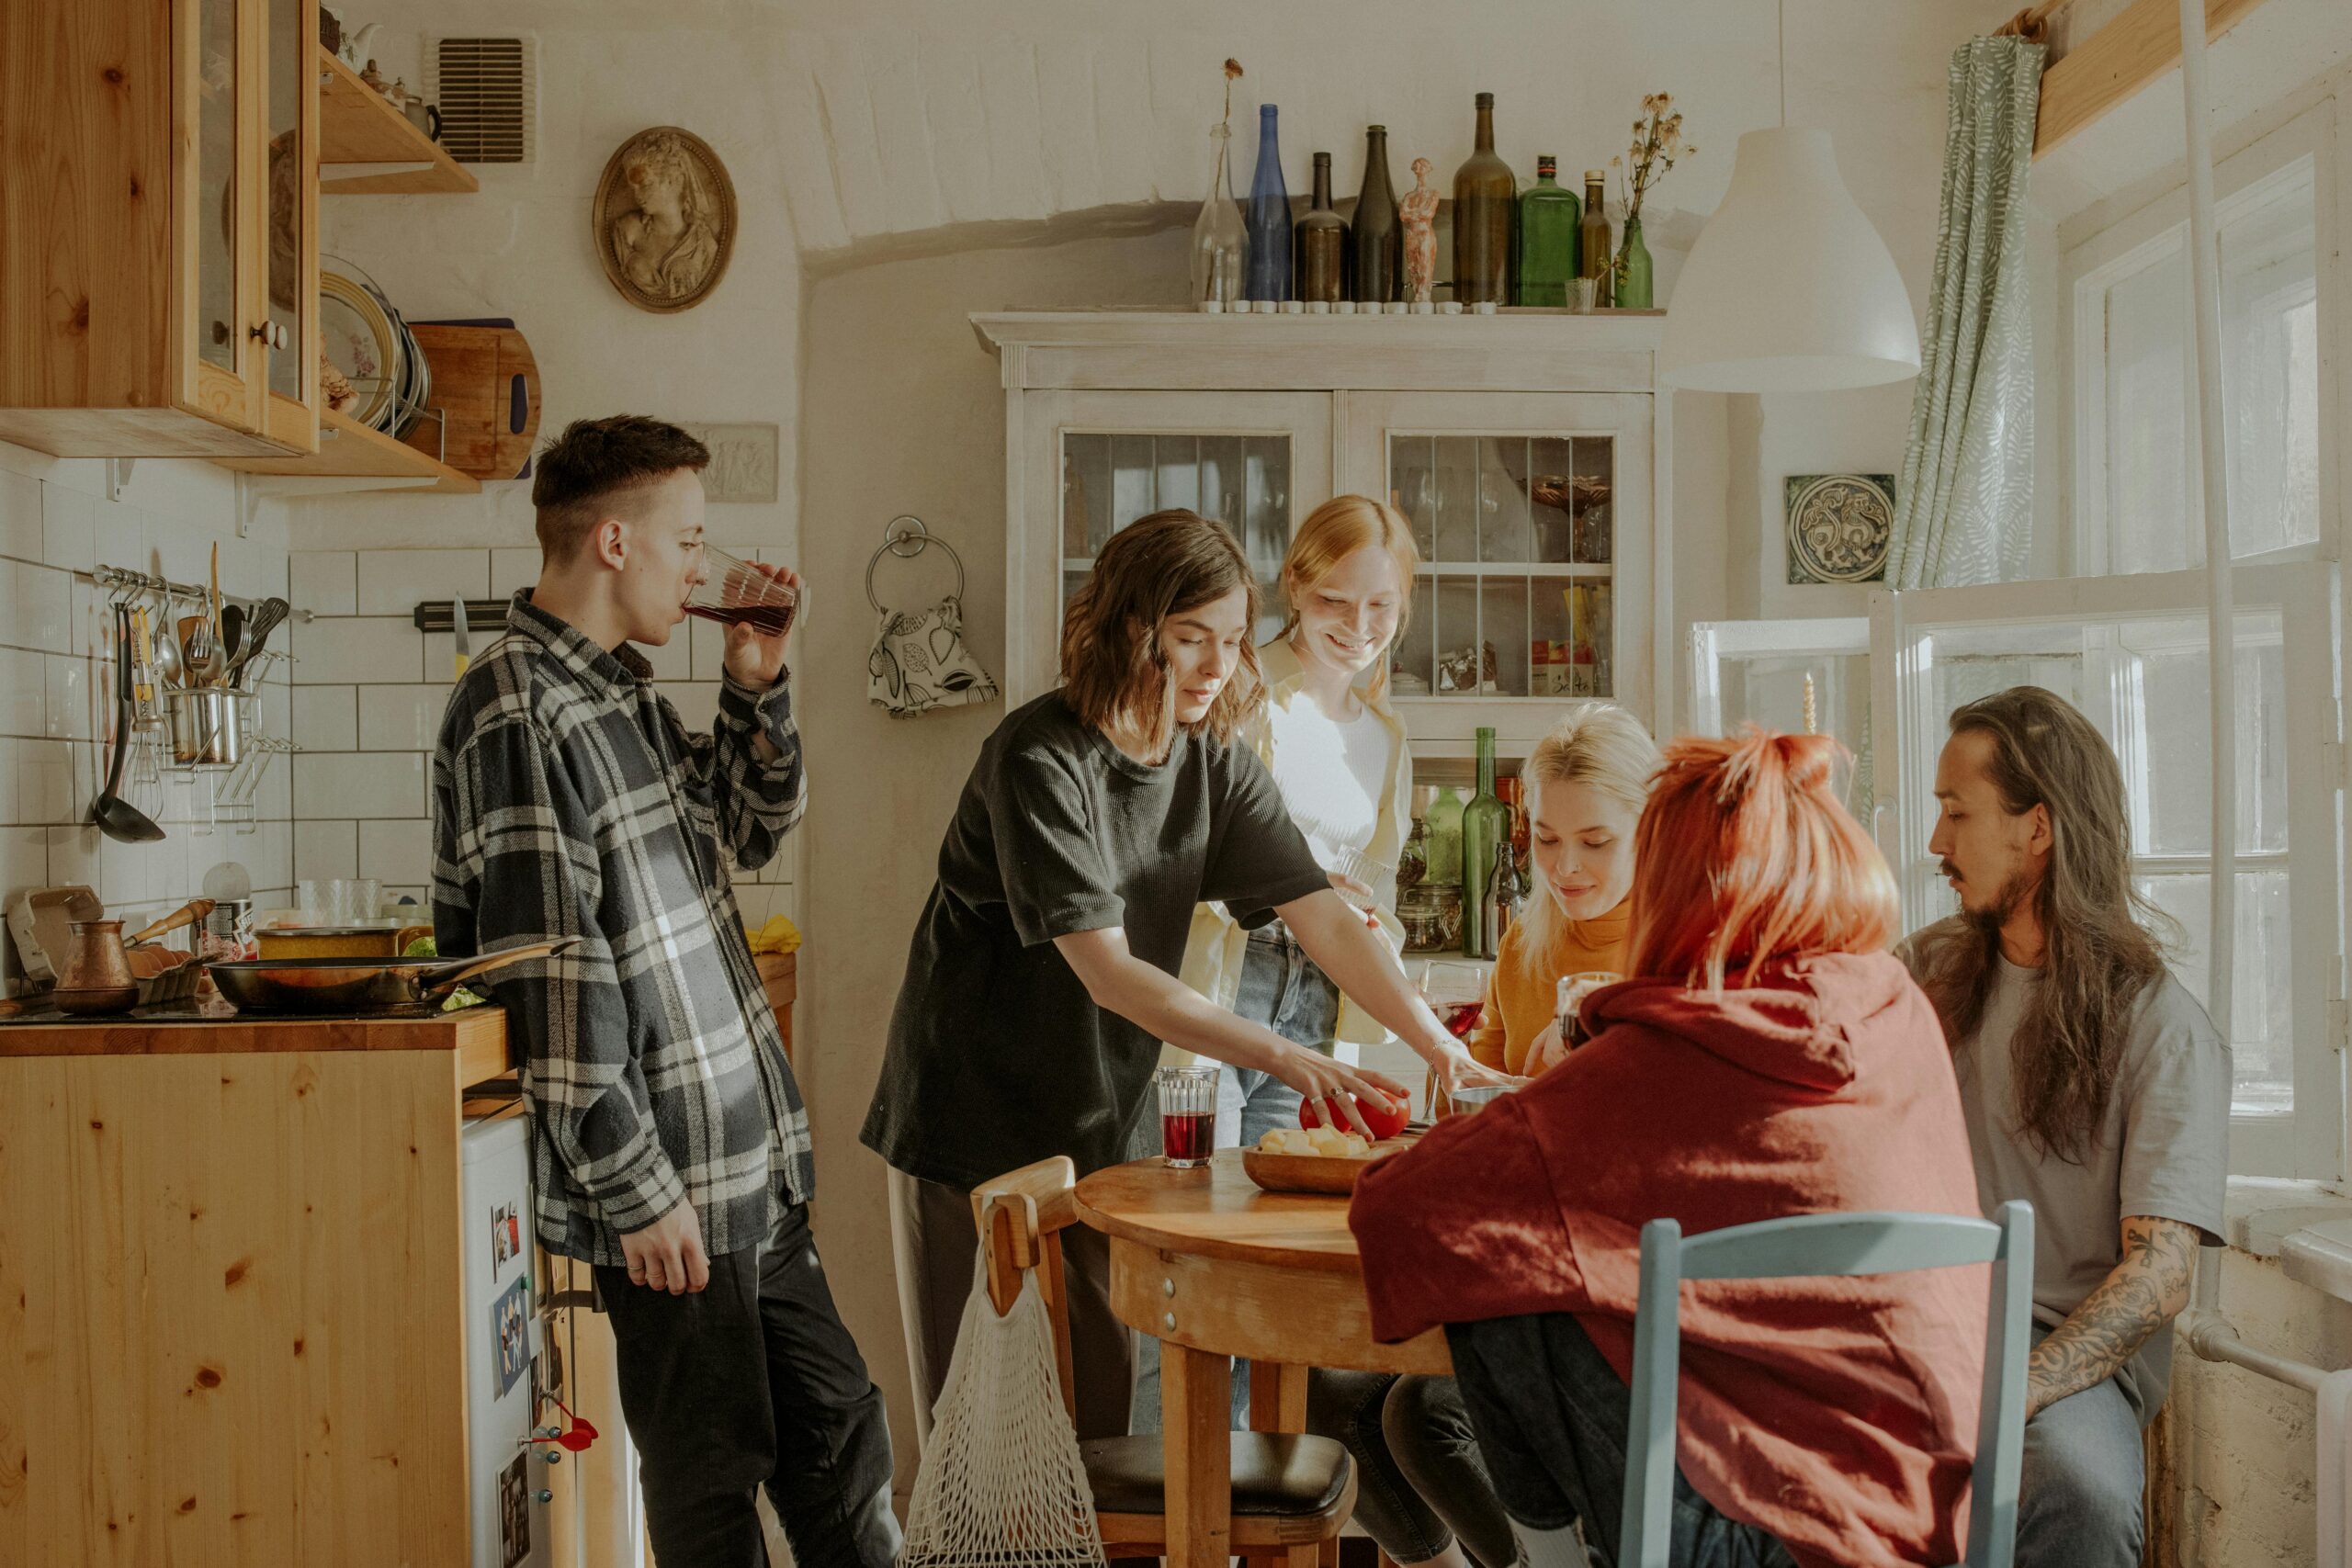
xmin=1447 ymin=1314 xmax=1797 ymax=1568
xmin=595 ymin=1196 xmax=900 ymax=1568
xmin=1309 ymin=1370 xmax=1516 ymax=1568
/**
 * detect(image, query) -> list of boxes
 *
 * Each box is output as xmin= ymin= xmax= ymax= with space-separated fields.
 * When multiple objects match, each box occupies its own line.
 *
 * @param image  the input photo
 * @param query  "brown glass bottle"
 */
xmin=1295 ymin=152 xmax=1350 ymax=303
xmin=1578 ymin=169 xmax=1614 ymax=308
xmin=1351 ymin=126 xmax=1401 ymax=304
xmin=1452 ymin=93 xmax=1516 ymax=305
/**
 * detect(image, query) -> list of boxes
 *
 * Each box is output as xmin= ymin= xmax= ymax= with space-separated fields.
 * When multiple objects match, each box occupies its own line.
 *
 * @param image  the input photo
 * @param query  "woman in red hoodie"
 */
xmin=1351 ymin=731 xmax=1986 ymax=1568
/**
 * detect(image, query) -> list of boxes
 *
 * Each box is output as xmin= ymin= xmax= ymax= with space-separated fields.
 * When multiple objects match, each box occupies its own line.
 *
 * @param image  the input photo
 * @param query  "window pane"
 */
xmin=2104 ymin=244 xmax=2192 ymax=572
xmin=1923 ymin=623 xmax=2087 ymax=718
xmin=2124 ymin=614 xmax=2288 ymax=856
xmin=2138 ymin=871 xmax=2293 ymax=1116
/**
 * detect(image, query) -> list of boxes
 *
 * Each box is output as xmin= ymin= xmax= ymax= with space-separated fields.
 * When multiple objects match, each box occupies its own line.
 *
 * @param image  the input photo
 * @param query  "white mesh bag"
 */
xmin=901 ymin=1247 xmax=1108 ymax=1568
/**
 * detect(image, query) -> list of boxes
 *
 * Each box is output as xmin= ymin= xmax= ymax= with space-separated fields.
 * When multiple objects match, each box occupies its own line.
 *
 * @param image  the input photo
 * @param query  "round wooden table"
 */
xmin=1074 ymin=1150 xmax=1451 ymax=1568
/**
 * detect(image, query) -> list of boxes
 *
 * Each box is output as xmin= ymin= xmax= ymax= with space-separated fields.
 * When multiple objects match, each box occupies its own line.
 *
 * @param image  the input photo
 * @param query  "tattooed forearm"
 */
xmin=2027 ymin=1214 xmax=2199 ymax=1416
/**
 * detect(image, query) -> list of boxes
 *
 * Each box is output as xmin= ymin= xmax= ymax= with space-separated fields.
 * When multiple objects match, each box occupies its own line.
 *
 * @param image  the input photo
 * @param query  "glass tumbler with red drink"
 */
xmin=685 ymin=546 xmax=799 ymax=638
xmin=1555 ymin=970 xmax=1623 ymax=1050
xmin=1155 ymin=1065 xmax=1219 ymax=1168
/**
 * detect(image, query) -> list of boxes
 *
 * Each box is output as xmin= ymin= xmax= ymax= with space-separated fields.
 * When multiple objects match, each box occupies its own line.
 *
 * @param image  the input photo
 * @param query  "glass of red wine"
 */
xmin=1418 ymin=960 xmax=1487 ymax=1042
xmin=685 ymin=546 xmax=799 ymax=637
xmin=1155 ymin=1065 xmax=1219 ymax=1168
xmin=1555 ymin=970 xmax=1623 ymax=1050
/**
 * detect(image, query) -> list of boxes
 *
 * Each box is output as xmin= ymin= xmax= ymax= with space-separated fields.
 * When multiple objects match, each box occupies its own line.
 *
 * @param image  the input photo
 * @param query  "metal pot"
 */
xmin=207 ymin=937 xmax=580 ymax=1016
xmin=166 ymin=687 xmax=244 ymax=766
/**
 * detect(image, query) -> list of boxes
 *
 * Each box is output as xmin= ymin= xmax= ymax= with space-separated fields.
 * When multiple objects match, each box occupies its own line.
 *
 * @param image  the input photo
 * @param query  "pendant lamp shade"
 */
xmin=1658 ymin=129 xmax=1921 ymax=392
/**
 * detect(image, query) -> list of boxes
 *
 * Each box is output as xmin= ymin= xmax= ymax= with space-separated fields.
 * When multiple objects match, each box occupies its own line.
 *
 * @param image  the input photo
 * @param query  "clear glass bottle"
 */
xmin=1189 ymin=124 xmax=1248 ymax=308
xmin=1351 ymin=125 xmax=1401 ymax=305
xmin=1460 ymin=728 xmax=1510 ymax=958
xmin=1514 ymin=155 xmax=1581 ymax=307
xmin=1295 ymin=151 xmax=1349 ymax=304
xmin=1451 ymin=94 xmax=1516 ymax=305
xmin=1481 ymin=832 xmax=1523 ymax=956
xmin=1244 ymin=104 xmax=1293 ymax=302
xmin=1578 ymin=170 xmax=1614 ymax=308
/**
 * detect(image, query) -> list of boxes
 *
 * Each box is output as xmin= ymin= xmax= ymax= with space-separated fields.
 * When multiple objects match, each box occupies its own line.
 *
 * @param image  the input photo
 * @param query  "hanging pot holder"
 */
xmin=866 ymin=517 xmax=1000 ymax=718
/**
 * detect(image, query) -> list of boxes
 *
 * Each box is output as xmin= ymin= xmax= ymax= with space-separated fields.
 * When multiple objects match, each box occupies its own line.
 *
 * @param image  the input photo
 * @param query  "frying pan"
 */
xmin=207 ymin=938 xmax=581 ymax=1015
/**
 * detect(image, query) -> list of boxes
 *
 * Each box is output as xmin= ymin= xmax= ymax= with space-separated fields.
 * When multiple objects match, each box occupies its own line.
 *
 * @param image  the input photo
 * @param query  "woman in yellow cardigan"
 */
xmin=1469 ymin=701 xmax=1662 ymax=1078
xmin=1323 ymin=701 xmax=1659 ymax=1568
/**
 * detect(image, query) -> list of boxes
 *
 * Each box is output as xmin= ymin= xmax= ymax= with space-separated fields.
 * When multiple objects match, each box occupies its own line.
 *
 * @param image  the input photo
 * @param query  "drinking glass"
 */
xmin=1556 ymin=969 xmax=1623 ymax=1048
xmin=1155 ymin=1066 xmax=1219 ymax=1168
xmin=685 ymin=547 xmax=798 ymax=638
xmin=1418 ymin=960 xmax=1487 ymax=1042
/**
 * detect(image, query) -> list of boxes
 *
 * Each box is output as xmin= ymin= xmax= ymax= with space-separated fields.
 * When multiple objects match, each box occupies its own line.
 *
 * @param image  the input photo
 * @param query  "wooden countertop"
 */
xmin=0 ymin=1004 xmax=511 ymax=1085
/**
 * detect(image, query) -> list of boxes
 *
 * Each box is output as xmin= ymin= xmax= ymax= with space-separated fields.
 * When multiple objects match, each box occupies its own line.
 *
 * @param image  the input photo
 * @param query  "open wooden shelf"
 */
xmin=317 ymin=46 xmax=479 ymax=196
xmin=215 ymin=406 xmax=481 ymax=492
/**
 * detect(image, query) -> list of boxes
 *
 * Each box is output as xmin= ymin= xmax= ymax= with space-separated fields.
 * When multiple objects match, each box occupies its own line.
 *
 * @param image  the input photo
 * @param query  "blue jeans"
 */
xmin=1132 ymin=924 xmax=1340 ymax=1437
xmin=1446 ymin=1313 xmax=1798 ymax=1568
xmin=2015 ymin=1329 xmax=2145 ymax=1568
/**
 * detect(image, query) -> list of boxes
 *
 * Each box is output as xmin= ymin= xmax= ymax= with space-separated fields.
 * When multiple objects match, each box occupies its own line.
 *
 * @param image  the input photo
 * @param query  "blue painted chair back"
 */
xmin=1622 ymin=1202 xmax=2034 ymax=1568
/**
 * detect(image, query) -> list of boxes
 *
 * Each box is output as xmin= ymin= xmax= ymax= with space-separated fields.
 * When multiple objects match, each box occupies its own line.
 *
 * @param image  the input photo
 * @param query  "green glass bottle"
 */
xmin=1578 ymin=169 xmax=1613 ymax=309
xmin=1617 ymin=214 xmax=1654 ymax=309
xmin=1513 ymin=155 xmax=1580 ymax=307
xmin=1424 ymin=785 xmax=1465 ymax=888
xmin=1460 ymin=728 xmax=1510 ymax=958
xmin=1451 ymin=93 xmax=1516 ymax=305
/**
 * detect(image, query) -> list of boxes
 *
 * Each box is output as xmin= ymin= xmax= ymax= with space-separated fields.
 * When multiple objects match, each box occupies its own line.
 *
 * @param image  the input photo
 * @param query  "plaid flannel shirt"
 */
xmin=431 ymin=593 xmax=811 ymax=1267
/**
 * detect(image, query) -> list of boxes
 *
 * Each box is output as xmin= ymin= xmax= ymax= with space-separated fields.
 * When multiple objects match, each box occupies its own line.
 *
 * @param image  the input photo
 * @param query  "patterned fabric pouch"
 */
xmin=868 ymin=595 xmax=999 ymax=718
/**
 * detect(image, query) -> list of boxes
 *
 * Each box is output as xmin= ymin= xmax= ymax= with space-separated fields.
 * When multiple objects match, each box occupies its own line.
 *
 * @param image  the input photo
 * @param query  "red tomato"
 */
xmin=1299 ymin=1090 xmax=1408 ymax=1141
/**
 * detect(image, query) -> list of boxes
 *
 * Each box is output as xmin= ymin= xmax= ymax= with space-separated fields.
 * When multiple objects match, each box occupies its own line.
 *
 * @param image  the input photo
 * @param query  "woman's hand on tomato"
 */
xmin=1272 ymin=1046 xmax=1409 ymax=1137
xmin=1301 ymin=1087 xmax=1410 ymax=1141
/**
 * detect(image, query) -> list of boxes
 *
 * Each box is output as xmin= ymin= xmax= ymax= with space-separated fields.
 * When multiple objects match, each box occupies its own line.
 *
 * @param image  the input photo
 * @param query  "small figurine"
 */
xmin=359 ymin=57 xmax=389 ymax=93
xmin=381 ymin=76 xmax=414 ymax=112
xmin=1400 ymin=156 xmax=1441 ymax=305
xmin=319 ymin=350 xmax=359 ymax=415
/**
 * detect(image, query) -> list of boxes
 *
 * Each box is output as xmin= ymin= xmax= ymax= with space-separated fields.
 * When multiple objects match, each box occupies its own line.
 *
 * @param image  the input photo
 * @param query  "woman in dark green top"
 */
xmin=864 ymin=510 xmax=1474 ymax=1445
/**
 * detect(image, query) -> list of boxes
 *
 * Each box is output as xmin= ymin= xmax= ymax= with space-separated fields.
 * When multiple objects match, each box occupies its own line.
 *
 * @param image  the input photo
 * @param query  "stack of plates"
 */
xmin=319 ymin=268 xmax=433 ymax=439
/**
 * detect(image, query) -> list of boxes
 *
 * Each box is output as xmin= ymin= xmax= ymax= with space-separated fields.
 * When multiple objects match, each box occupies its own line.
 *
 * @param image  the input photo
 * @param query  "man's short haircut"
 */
xmin=531 ymin=415 xmax=710 ymax=565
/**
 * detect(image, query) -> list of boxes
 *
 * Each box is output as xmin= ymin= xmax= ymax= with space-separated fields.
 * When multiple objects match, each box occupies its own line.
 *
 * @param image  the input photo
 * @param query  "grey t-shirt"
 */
xmin=1951 ymin=953 xmax=2230 ymax=1419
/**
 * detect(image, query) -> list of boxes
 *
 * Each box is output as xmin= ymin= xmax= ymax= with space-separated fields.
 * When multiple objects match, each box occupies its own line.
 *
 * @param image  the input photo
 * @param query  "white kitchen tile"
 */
xmin=0 ymin=737 xmax=17 ymax=826
xmin=357 ymin=818 xmax=429 ymax=886
xmin=17 ymin=739 xmax=71 ymax=824
xmin=293 ymin=751 xmax=424 ymax=819
xmin=100 ymin=831 xmax=175 ymax=906
xmin=491 ymin=548 xmax=540 ymax=595
xmin=288 ymin=615 xmax=422 ymax=684
xmin=294 ymin=818 xmax=357 ymax=882
xmin=67 ymin=577 xmax=107 ymax=661
xmin=633 ymin=627 xmax=692 ymax=681
xmin=690 ymin=614 xmax=729 ymax=681
xmin=292 ymin=685 xmax=356 ymax=751
xmin=0 ymin=471 xmax=44 ymax=562
xmin=0 ymin=649 xmax=41 ymax=739
xmin=93 ymin=502 xmax=144 ymax=575
xmin=41 ymin=488 xmax=97 ymax=573
xmin=10 ymin=561 xmax=72 ymax=653
xmin=47 ymin=824 xmax=100 ymax=889
xmin=243 ymin=819 xmax=293 ymax=897
xmin=289 ymin=551 xmax=356 ymax=617
xmin=43 ymin=655 xmax=91 ymax=741
xmin=356 ymin=549 xmax=489 ymax=616
xmin=358 ymin=684 xmax=451 ymax=752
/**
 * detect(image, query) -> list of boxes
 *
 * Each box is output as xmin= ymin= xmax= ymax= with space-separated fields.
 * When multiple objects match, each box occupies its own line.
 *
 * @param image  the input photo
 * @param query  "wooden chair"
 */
xmin=1623 ymin=1202 xmax=2037 ymax=1568
xmin=971 ymin=1156 xmax=1359 ymax=1565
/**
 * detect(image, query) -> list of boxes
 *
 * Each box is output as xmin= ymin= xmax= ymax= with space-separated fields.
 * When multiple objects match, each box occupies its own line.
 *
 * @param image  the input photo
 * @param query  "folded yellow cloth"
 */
xmin=747 ymin=914 xmax=801 ymax=955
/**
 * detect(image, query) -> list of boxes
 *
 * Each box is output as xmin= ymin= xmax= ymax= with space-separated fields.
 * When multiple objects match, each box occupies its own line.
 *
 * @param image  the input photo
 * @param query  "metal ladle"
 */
xmin=92 ymin=604 xmax=164 ymax=844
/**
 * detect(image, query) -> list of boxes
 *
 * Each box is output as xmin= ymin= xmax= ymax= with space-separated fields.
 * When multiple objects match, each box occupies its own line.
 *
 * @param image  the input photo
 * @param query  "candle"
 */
xmin=1803 ymin=673 xmax=1817 ymax=736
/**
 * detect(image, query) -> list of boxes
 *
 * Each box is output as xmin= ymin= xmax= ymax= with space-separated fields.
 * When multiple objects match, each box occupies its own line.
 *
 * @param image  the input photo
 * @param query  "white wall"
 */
xmin=0 ymin=446 xmax=294 ymax=991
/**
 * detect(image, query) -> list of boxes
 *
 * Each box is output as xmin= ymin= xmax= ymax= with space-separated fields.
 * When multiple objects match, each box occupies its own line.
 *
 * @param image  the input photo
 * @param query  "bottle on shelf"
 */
xmin=1460 ymin=728 xmax=1510 ymax=959
xmin=1295 ymin=151 xmax=1350 ymax=305
xmin=1578 ymin=170 xmax=1613 ymax=309
xmin=1617 ymin=214 xmax=1653 ymax=309
xmin=1351 ymin=125 xmax=1402 ymax=305
xmin=1481 ymin=830 xmax=1524 ymax=958
xmin=1424 ymin=784 xmax=1465 ymax=888
xmin=1452 ymin=93 xmax=1516 ymax=306
xmin=1514 ymin=155 xmax=1581 ymax=307
xmin=1244 ymin=105 xmax=1293 ymax=303
xmin=1398 ymin=810 xmax=1430 ymax=890
xmin=1189 ymin=123 xmax=1249 ymax=308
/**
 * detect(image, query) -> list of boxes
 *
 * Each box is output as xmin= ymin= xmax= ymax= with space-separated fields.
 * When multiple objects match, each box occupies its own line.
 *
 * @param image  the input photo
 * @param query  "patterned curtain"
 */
xmin=1884 ymin=35 xmax=2046 ymax=589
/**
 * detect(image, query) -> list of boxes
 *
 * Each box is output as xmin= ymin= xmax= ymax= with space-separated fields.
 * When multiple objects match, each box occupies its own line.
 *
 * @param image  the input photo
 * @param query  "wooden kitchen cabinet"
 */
xmin=0 ymin=0 xmax=320 ymax=456
xmin=974 ymin=310 xmax=1674 ymax=756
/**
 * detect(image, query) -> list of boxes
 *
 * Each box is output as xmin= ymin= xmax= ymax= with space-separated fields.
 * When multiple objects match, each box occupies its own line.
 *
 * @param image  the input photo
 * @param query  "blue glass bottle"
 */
xmin=1244 ymin=104 xmax=1292 ymax=302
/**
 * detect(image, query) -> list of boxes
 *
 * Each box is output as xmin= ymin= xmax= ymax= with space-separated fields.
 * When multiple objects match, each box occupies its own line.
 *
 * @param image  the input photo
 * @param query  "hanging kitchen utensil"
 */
xmin=91 ymin=604 xmax=165 ymax=844
xmin=207 ymin=936 xmax=581 ymax=1016
xmin=452 ymin=597 xmax=472 ymax=680
xmin=122 ymin=898 xmax=216 ymax=949
xmin=220 ymin=601 xmax=245 ymax=675
xmin=223 ymin=596 xmax=289 ymax=686
xmin=150 ymin=599 xmax=185 ymax=689
xmin=865 ymin=516 xmax=998 ymax=719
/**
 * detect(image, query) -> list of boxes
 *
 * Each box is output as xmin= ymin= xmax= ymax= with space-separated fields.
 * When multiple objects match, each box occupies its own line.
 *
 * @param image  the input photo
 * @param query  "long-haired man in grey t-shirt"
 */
xmin=1903 ymin=686 xmax=2228 ymax=1568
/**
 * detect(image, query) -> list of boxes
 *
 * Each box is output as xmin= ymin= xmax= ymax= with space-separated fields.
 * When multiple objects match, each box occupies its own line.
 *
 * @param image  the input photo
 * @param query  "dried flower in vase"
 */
xmin=1605 ymin=91 xmax=1694 ymax=306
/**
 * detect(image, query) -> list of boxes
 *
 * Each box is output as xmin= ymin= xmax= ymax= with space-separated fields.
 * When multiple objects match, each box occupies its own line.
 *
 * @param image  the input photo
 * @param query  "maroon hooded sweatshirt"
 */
xmin=1350 ymin=952 xmax=1986 ymax=1568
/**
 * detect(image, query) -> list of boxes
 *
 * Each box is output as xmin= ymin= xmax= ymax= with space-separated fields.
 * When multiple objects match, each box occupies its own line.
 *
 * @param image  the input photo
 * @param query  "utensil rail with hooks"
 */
xmin=90 ymin=564 xmax=315 ymax=622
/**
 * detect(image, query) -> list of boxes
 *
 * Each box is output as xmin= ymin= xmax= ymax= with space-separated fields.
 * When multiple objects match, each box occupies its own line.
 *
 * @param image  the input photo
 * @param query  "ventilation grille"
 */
xmin=426 ymin=37 xmax=535 ymax=164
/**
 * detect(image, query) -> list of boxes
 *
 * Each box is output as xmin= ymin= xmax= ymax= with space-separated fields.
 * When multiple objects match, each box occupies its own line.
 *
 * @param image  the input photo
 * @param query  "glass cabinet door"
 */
xmin=1343 ymin=391 xmax=1654 ymax=739
xmin=260 ymin=0 xmax=319 ymax=448
xmin=181 ymin=0 xmax=268 ymax=434
xmin=1012 ymin=391 xmax=1333 ymax=702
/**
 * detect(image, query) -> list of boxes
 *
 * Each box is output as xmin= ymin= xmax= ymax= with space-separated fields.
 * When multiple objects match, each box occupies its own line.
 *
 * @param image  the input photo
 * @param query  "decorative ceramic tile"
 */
xmin=680 ymin=423 xmax=780 ymax=503
xmin=1784 ymin=473 xmax=1896 ymax=585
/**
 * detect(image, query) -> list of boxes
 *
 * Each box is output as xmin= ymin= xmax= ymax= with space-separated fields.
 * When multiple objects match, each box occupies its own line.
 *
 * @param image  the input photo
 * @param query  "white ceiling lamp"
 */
xmin=1658 ymin=0 xmax=1922 ymax=392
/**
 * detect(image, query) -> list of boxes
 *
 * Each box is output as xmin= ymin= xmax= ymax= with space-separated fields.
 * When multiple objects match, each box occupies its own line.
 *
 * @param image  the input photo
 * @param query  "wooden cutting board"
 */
xmin=400 ymin=321 xmax=541 ymax=479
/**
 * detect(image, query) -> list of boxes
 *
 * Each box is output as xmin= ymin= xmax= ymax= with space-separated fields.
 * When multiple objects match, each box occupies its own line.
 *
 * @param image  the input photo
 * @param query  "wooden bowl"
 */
xmin=1241 ymin=1138 xmax=1415 ymax=1197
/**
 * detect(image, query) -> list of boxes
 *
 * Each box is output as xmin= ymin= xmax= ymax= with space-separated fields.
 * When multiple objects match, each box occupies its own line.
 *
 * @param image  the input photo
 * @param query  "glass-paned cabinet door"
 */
xmin=261 ymin=0 xmax=320 ymax=449
xmin=1341 ymin=391 xmax=1654 ymax=744
xmin=1011 ymin=391 xmax=1333 ymax=702
xmin=185 ymin=0 xmax=267 ymax=433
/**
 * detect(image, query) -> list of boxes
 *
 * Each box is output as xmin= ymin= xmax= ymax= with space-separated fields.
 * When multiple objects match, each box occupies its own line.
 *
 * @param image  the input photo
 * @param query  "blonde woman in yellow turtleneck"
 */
xmin=1469 ymin=702 xmax=1662 ymax=1077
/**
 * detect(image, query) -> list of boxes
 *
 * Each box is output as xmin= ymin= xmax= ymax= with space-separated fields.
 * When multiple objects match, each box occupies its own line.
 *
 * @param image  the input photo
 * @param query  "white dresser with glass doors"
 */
xmin=972 ymin=310 xmax=1673 ymax=758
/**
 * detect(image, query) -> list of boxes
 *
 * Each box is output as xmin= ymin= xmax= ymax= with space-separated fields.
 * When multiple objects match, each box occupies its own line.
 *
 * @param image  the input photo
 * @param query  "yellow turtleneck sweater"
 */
xmin=1468 ymin=895 xmax=1633 ymax=1075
